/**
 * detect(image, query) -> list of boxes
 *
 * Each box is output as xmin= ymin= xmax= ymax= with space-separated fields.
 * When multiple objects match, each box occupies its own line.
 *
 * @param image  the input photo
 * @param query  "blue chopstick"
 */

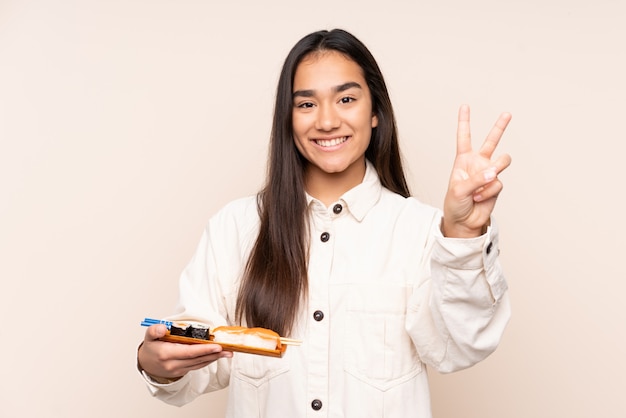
xmin=141 ymin=317 xmax=172 ymax=328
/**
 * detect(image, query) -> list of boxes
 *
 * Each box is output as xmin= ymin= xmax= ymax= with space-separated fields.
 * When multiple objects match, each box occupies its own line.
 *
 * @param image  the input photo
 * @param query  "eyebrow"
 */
xmin=293 ymin=81 xmax=363 ymax=98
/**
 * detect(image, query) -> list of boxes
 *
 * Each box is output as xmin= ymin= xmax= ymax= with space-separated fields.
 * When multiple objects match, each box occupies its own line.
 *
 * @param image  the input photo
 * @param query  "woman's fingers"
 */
xmin=139 ymin=325 xmax=232 ymax=379
xmin=473 ymin=178 xmax=504 ymax=202
xmin=450 ymin=153 xmax=511 ymax=202
xmin=456 ymin=104 xmax=473 ymax=155
xmin=164 ymin=349 xmax=232 ymax=376
xmin=479 ymin=112 xmax=512 ymax=158
xmin=456 ymin=105 xmax=512 ymax=160
xmin=146 ymin=324 xmax=168 ymax=340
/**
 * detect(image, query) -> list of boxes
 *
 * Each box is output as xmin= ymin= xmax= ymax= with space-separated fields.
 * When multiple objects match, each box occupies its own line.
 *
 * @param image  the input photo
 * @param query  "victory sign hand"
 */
xmin=442 ymin=105 xmax=512 ymax=238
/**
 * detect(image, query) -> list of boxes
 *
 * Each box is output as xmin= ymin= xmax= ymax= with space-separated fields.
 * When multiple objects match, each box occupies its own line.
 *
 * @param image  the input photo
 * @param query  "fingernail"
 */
xmin=484 ymin=168 xmax=497 ymax=182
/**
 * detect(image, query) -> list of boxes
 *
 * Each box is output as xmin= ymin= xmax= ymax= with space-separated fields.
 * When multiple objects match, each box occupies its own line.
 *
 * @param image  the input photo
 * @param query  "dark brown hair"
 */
xmin=235 ymin=29 xmax=409 ymax=336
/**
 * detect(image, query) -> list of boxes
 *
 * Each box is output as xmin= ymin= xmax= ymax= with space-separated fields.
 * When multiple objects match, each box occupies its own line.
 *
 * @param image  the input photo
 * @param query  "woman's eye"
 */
xmin=340 ymin=97 xmax=355 ymax=104
xmin=297 ymin=102 xmax=314 ymax=109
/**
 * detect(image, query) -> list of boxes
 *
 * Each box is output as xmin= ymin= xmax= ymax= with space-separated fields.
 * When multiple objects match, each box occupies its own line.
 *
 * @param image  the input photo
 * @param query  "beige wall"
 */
xmin=1 ymin=1 xmax=624 ymax=417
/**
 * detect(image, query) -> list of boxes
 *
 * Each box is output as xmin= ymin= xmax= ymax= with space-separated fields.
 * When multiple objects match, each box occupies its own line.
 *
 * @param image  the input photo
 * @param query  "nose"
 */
xmin=315 ymin=103 xmax=340 ymax=131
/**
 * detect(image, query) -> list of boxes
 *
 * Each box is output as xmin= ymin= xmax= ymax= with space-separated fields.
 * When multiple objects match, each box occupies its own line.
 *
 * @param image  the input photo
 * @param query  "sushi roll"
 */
xmin=170 ymin=322 xmax=191 ymax=336
xmin=212 ymin=326 xmax=280 ymax=350
xmin=189 ymin=323 xmax=210 ymax=340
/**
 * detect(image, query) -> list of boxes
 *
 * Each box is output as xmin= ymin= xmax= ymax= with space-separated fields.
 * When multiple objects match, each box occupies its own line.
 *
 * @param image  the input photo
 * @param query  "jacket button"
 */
xmin=313 ymin=310 xmax=324 ymax=321
xmin=486 ymin=242 xmax=493 ymax=254
xmin=333 ymin=203 xmax=343 ymax=214
xmin=311 ymin=399 xmax=323 ymax=410
xmin=320 ymin=232 xmax=330 ymax=242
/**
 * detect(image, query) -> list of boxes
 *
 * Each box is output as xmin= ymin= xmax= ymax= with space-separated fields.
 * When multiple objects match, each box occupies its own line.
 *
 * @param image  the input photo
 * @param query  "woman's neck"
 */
xmin=304 ymin=159 xmax=366 ymax=207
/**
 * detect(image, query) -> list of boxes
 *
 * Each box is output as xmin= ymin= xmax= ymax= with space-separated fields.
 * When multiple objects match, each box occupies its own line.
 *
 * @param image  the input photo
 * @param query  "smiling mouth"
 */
xmin=314 ymin=136 xmax=349 ymax=147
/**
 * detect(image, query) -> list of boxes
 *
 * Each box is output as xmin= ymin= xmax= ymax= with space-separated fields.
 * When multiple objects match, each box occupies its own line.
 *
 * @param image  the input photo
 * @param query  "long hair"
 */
xmin=235 ymin=29 xmax=409 ymax=336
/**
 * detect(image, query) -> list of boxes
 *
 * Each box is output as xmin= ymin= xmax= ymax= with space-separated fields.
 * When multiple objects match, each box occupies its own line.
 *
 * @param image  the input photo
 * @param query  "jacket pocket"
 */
xmin=231 ymin=350 xmax=290 ymax=388
xmin=344 ymin=283 xmax=422 ymax=391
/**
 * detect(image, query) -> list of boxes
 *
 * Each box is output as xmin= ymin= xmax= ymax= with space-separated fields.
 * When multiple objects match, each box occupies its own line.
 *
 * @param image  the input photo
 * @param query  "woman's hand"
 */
xmin=442 ymin=105 xmax=512 ymax=238
xmin=137 ymin=324 xmax=232 ymax=382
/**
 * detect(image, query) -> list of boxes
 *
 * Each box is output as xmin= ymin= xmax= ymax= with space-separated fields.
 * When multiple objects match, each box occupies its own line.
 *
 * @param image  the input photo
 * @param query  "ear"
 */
xmin=371 ymin=113 xmax=379 ymax=128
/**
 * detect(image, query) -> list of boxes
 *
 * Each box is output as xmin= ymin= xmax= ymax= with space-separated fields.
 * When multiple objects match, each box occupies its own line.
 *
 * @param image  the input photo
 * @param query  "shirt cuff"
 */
xmin=433 ymin=217 xmax=507 ymax=302
xmin=433 ymin=222 xmax=494 ymax=267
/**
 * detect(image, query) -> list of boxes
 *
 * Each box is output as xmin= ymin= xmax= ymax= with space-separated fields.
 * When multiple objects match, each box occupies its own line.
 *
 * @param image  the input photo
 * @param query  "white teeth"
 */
xmin=315 ymin=136 xmax=348 ymax=147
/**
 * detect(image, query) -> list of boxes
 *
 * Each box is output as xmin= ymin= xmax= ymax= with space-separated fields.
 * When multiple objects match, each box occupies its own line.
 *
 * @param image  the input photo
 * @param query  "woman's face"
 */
xmin=292 ymin=51 xmax=378 ymax=181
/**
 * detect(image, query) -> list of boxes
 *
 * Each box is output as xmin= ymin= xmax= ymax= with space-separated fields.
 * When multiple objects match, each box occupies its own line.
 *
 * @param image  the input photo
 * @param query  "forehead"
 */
xmin=293 ymin=51 xmax=366 ymax=90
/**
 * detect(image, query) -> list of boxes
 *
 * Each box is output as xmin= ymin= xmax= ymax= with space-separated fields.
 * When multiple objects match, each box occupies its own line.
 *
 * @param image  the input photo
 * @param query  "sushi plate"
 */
xmin=159 ymin=331 xmax=287 ymax=358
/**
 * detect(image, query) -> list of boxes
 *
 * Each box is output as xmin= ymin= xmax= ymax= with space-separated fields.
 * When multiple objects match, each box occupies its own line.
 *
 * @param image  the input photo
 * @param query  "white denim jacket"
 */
xmin=141 ymin=161 xmax=511 ymax=418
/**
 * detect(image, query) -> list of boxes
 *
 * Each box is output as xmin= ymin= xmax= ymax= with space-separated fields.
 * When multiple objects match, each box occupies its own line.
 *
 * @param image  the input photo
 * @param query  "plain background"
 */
xmin=1 ymin=0 xmax=624 ymax=417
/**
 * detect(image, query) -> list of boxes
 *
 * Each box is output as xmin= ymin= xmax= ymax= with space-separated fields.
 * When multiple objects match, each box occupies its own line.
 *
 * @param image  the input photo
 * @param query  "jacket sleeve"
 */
xmin=406 ymin=217 xmax=511 ymax=373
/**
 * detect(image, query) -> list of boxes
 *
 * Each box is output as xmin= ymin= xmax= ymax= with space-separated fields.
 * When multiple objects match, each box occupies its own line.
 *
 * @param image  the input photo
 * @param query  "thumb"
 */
xmin=451 ymin=166 xmax=497 ymax=198
xmin=145 ymin=324 xmax=168 ymax=341
xmin=473 ymin=166 xmax=497 ymax=188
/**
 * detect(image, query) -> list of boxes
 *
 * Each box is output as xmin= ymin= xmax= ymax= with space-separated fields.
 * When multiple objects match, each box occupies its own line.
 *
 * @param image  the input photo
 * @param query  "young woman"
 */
xmin=137 ymin=28 xmax=512 ymax=417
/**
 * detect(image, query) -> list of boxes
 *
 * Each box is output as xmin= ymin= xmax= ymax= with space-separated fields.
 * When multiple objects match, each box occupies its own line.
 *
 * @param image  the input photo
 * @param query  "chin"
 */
xmin=315 ymin=162 xmax=350 ymax=174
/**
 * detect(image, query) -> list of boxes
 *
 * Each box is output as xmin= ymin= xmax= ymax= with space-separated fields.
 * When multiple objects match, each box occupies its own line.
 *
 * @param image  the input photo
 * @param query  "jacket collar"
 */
xmin=306 ymin=160 xmax=382 ymax=222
